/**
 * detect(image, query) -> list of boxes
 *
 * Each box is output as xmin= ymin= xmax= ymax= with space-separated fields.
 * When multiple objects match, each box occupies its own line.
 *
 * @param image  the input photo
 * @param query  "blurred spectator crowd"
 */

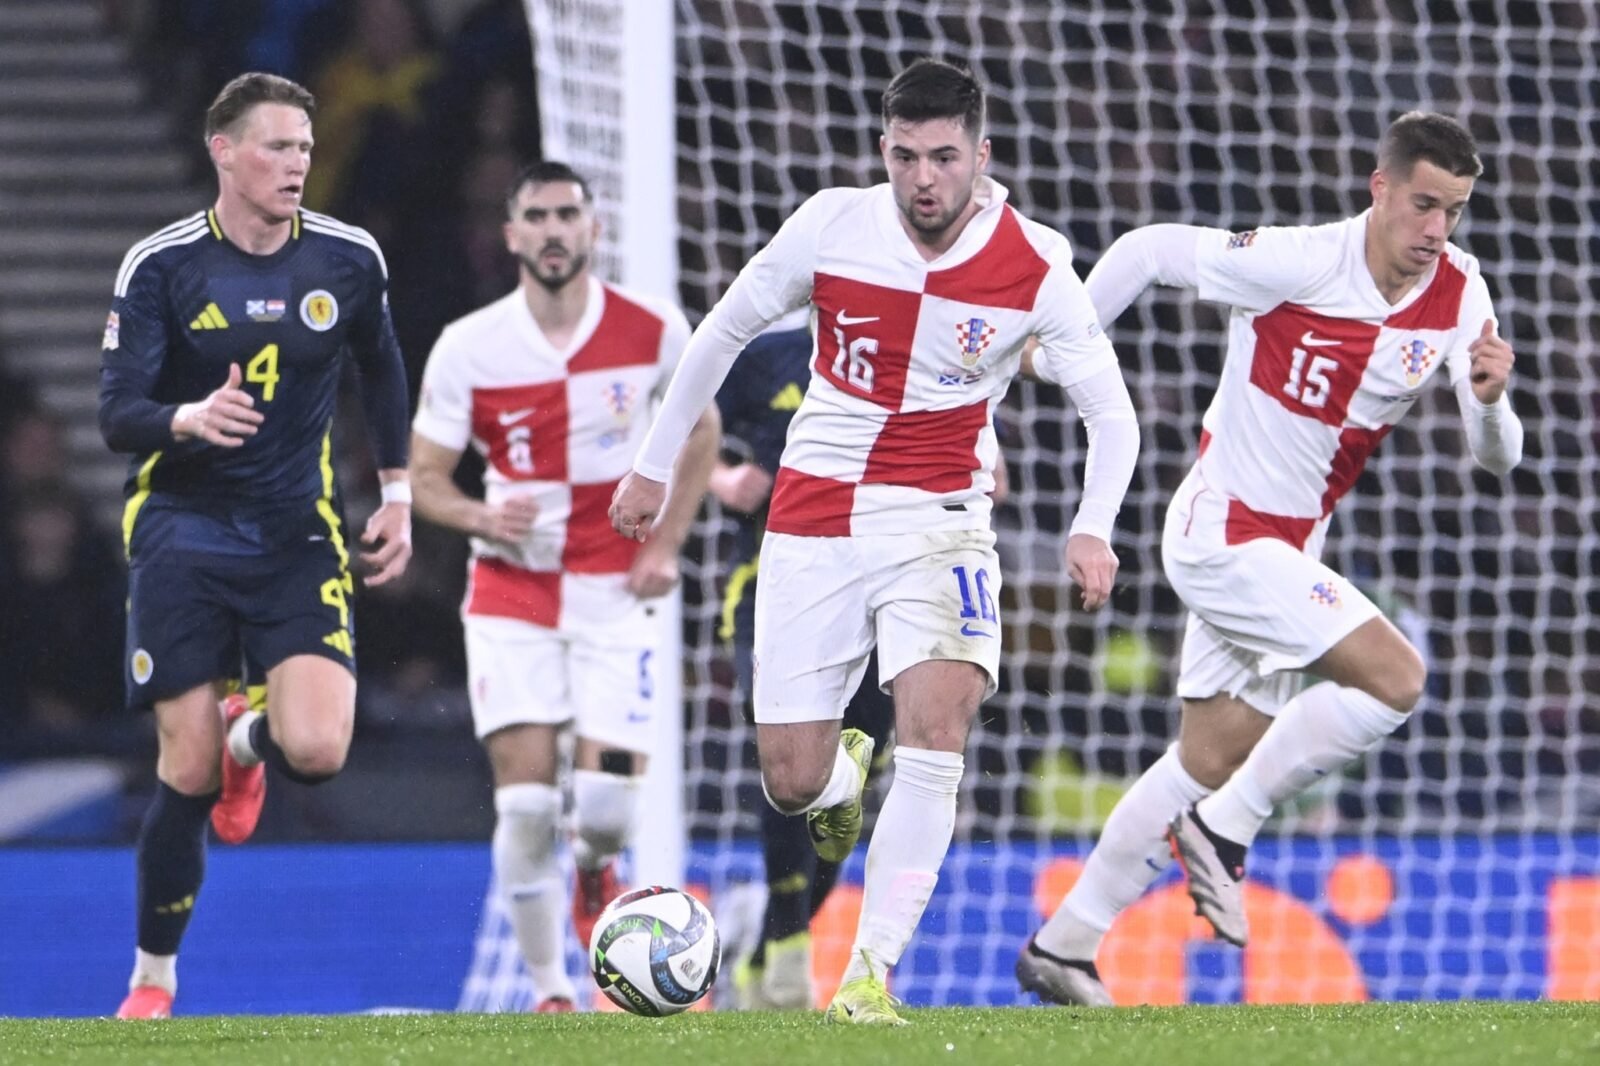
xmin=0 ymin=0 xmax=543 ymax=782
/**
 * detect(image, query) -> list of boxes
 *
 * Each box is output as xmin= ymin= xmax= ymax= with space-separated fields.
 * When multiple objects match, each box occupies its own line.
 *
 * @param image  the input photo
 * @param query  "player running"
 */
xmin=1018 ymin=111 xmax=1523 ymax=1006
xmin=611 ymin=58 xmax=1139 ymax=1024
xmin=99 ymin=72 xmax=412 ymax=1018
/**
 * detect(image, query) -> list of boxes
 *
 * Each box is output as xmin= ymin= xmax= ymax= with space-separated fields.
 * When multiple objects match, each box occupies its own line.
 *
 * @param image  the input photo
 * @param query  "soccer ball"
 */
xmin=589 ymin=886 xmax=721 ymax=1016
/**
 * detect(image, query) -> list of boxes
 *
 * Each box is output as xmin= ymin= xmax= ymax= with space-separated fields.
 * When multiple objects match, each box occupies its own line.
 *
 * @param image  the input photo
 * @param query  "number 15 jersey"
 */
xmin=1191 ymin=214 xmax=1496 ymax=551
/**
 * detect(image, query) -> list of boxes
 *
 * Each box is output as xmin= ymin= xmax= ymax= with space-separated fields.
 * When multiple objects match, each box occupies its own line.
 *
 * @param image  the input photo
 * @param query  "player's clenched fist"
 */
xmin=626 ymin=538 xmax=681 ymax=598
xmin=708 ymin=461 xmax=774 ymax=514
xmin=610 ymin=471 xmax=666 ymax=542
xmin=1466 ymin=318 xmax=1514 ymax=405
xmin=1066 ymin=532 xmax=1118 ymax=611
xmin=171 ymin=363 xmax=264 ymax=446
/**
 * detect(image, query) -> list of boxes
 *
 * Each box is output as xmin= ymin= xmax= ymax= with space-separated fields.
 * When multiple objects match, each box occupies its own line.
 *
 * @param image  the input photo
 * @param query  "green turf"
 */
xmin=3 ymin=1002 xmax=1597 ymax=1066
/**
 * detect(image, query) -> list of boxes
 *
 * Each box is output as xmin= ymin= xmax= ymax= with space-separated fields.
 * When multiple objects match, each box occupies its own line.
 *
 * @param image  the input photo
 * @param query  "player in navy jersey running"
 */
xmin=98 ymin=72 xmax=412 ymax=1018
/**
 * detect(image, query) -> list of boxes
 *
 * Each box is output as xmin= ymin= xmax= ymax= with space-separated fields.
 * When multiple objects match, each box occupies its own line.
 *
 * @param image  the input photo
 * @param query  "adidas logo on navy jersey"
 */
xmin=769 ymin=383 xmax=804 ymax=410
xmin=189 ymin=302 xmax=229 ymax=330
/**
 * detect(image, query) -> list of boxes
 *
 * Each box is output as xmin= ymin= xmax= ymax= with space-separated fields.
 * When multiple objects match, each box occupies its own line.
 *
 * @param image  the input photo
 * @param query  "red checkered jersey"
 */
xmin=713 ymin=181 xmax=1117 ymax=536
xmin=413 ymin=278 xmax=689 ymax=628
xmin=1192 ymin=214 xmax=1497 ymax=551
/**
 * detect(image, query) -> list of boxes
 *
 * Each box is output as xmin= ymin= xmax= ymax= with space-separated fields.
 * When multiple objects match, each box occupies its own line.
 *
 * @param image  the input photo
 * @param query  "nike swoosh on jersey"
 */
xmin=1299 ymin=331 xmax=1341 ymax=347
xmin=960 ymin=623 xmax=993 ymax=638
xmin=498 ymin=408 xmax=535 ymax=425
xmin=836 ymin=310 xmax=879 ymax=326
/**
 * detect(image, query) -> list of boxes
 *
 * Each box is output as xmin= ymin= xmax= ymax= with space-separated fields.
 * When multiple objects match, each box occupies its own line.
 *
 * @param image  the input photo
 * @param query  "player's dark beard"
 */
xmin=521 ymin=248 xmax=589 ymax=293
xmin=901 ymin=191 xmax=968 ymax=238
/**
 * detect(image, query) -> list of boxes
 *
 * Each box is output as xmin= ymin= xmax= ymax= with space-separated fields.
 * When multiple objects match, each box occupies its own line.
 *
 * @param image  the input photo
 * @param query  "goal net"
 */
xmin=473 ymin=0 xmax=1598 ymax=1008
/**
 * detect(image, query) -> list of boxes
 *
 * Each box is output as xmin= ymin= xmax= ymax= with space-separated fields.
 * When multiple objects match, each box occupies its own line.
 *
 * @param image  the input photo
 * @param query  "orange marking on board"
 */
xmin=1325 ymin=855 xmax=1395 ymax=926
xmin=1547 ymin=877 xmax=1600 ymax=1000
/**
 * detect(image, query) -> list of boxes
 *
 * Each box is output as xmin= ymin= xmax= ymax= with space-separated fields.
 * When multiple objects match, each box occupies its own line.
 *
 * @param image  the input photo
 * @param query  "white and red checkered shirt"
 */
xmin=635 ymin=179 xmax=1119 ymax=537
xmin=414 ymin=277 xmax=689 ymax=628
xmin=1191 ymin=212 xmax=1496 ymax=550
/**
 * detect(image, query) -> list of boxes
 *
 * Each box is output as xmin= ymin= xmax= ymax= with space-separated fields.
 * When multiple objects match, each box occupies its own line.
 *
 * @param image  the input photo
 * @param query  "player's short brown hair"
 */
xmin=882 ymin=58 xmax=986 ymax=139
xmin=1378 ymin=111 xmax=1482 ymax=180
xmin=204 ymin=73 xmax=316 ymax=143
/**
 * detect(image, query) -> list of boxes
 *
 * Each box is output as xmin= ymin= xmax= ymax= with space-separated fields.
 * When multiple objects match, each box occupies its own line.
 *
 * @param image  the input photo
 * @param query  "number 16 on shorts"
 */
xmin=952 ymin=565 xmax=996 ymax=639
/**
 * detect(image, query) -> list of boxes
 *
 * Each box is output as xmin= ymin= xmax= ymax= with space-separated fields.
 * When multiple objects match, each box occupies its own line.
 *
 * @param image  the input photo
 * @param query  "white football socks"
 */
xmin=763 ymin=738 xmax=863 ymax=815
xmin=130 ymin=948 xmax=177 ymax=994
xmin=841 ymin=746 xmax=964 ymax=985
xmin=1195 ymin=682 xmax=1407 ymax=847
xmin=571 ymin=769 xmax=641 ymax=871
xmin=492 ymin=783 xmax=574 ymax=1001
xmin=226 ymin=709 xmax=264 ymax=768
xmin=1036 ymin=744 xmax=1209 ymax=961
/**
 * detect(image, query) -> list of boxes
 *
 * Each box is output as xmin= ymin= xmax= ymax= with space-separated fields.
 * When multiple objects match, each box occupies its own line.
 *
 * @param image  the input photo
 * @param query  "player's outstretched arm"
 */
xmin=633 ymin=191 xmax=825 ymax=484
xmin=627 ymin=404 xmax=722 ymax=597
xmin=1083 ymin=223 xmax=1205 ymax=326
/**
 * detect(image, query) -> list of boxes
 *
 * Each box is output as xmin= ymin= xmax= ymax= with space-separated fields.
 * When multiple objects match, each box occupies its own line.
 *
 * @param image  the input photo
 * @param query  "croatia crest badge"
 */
xmin=1399 ymin=338 xmax=1435 ymax=385
xmin=1309 ymin=581 xmax=1342 ymax=608
xmin=955 ymin=317 xmax=997 ymax=368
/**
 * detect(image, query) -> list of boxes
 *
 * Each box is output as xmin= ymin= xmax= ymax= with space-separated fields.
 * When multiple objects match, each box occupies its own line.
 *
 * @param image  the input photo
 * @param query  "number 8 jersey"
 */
xmin=1190 ymin=214 xmax=1495 ymax=550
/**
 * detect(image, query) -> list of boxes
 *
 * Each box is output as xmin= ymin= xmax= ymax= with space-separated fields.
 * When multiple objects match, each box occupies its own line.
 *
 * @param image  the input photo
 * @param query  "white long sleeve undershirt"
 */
xmin=634 ymin=277 xmax=777 ymax=482
xmin=1061 ymin=362 xmax=1140 ymax=543
xmin=1083 ymin=224 xmax=1202 ymax=325
xmin=1454 ymin=378 xmax=1523 ymax=474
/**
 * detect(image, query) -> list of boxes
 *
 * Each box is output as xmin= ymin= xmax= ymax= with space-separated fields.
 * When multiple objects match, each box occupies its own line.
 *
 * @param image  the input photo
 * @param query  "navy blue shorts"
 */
xmin=124 ymin=538 xmax=355 ymax=711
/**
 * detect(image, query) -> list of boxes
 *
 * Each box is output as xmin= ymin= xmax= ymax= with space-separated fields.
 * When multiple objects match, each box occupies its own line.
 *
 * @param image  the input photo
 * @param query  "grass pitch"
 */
xmin=3 ymin=1001 xmax=1596 ymax=1066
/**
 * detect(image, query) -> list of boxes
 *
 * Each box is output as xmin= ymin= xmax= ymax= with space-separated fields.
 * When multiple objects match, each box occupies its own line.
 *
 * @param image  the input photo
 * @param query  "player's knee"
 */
xmin=156 ymin=734 xmax=222 ymax=796
xmin=1176 ymin=736 xmax=1246 ymax=791
xmin=279 ymin=736 xmax=348 ymax=782
xmin=757 ymin=743 xmax=830 ymax=813
xmin=1377 ymin=646 xmax=1427 ymax=713
xmin=896 ymin=718 xmax=971 ymax=753
xmin=163 ymin=762 xmax=222 ymax=797
xmin=493 ymin=784 xmax=562 ymax=887
xmin=1376 ymin=656 xmax=1427 ymax=713
xmin=762 ymin=771 xmax=823 ymax=815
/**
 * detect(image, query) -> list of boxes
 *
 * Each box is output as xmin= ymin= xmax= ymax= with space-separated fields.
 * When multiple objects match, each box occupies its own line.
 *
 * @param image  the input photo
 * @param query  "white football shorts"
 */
xmin=1162 ymin=465 xmax=1380 ymax=716
xmin=751 ymin=529 xmax=1002 ymax=725
xmin=464 ymin=604 xmax=662 ymax=751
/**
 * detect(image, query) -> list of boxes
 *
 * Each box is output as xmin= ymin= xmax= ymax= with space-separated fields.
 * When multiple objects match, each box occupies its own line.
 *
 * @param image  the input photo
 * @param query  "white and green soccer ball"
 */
xmin=589 ymin=886 xmax=721 ymax=1016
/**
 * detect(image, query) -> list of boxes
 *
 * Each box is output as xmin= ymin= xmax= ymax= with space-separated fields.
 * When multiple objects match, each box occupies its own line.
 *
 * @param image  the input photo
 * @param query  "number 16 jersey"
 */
xmin=725 ymin=180 xmax=1118 ymax=538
